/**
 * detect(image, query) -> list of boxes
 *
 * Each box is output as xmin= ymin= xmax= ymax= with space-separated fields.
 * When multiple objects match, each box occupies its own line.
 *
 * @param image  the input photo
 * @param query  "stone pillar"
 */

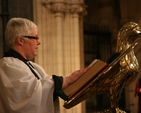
xmin=33 ymin=0 xmax=87 ymax=113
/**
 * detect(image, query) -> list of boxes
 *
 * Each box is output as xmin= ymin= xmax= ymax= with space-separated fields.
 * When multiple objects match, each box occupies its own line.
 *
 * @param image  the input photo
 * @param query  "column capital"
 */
xmin=69 ymin=3 xmax=87 ymax=16
xmin=42 ymin=1 xmax=66 ymax=13
xmin=42 ymin=0 xmax=87 ymax=16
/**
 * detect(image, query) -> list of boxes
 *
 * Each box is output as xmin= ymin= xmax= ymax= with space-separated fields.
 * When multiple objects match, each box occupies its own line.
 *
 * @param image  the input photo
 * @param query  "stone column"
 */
xmin=33 ymin=0 xmax=87 ymax=113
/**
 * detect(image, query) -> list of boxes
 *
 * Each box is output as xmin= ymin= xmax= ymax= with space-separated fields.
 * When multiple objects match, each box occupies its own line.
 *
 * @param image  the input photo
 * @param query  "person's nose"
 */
xmin=37 ymin=40 xmax=41 ymax=45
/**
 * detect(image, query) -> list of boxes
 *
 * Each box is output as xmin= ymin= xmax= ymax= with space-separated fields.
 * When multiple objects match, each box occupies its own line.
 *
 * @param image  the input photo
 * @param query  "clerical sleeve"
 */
xmin=52 ymin=75 xmax=68 ymax=101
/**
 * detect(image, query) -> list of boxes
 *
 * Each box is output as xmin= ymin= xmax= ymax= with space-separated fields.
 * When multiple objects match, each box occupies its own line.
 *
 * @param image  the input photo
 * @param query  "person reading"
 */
xmin=0 ymin=17 xmax=90 ymax=113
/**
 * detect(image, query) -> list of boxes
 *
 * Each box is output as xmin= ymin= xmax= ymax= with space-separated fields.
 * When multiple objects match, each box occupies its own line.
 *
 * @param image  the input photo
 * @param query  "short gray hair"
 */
xmin=5 ymin=17 xmax=37 ymax=47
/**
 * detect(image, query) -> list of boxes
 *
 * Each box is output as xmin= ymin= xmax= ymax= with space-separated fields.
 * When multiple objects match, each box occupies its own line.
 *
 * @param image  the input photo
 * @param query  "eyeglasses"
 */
xmin=22 ymin=36 xmax=39 ymax=40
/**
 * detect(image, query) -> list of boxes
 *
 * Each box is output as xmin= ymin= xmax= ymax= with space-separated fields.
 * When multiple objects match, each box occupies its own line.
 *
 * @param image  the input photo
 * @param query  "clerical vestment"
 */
xmin=0 ymin=57 xmax=60 ymax=113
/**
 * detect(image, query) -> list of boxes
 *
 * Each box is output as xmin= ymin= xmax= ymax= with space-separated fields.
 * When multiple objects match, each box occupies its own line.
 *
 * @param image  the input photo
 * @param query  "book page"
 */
xmin=89 ymin=59 xmax=98 ymax=67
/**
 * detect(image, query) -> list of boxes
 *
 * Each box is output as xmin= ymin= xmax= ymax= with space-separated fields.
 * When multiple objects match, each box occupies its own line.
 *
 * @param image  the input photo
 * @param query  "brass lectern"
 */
xmin=64 ymin=22 xmax=141 ymax=113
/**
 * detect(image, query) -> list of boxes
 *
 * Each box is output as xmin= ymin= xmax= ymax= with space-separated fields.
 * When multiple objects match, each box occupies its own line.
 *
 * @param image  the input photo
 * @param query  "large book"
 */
xmin=63 ymin=59 xmax=108 ymax=101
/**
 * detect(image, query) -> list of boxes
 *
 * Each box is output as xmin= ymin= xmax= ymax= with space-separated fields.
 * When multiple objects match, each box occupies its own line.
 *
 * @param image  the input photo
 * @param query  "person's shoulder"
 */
xmin=0 ymin=57 xmax=25 ymax=67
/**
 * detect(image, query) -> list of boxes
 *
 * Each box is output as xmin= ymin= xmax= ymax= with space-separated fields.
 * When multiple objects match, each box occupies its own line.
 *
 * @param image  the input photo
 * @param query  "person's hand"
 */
xmin=62 ymin=66 xmax=90 ymax=89
xmin=69 ymin=66 xmax=90 ymax=83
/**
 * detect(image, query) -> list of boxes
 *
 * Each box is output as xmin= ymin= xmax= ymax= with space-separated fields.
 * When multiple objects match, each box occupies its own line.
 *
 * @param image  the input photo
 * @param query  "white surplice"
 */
xmin=0 ymin=57 xmax=60 ymax=113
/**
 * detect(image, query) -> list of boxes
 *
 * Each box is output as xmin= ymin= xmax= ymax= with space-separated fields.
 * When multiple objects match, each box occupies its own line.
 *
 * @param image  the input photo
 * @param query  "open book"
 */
xmin=62 ymin=59 xmax=108 ymax=101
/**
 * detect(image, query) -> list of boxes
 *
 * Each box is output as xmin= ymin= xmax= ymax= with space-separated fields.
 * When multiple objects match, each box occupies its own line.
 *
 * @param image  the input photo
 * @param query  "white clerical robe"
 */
xmin=0 ymin=57 xmax=59 ymax=113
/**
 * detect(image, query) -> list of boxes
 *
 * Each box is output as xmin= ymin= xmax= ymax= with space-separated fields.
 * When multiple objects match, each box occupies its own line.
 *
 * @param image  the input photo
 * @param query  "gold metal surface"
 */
xmin=64 ymin=22 xmax=141 ymax=113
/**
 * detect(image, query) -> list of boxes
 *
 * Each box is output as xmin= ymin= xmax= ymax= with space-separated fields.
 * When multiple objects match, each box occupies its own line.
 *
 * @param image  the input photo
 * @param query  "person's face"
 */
xmin=23 ymin=29 xmax=41 ymax=60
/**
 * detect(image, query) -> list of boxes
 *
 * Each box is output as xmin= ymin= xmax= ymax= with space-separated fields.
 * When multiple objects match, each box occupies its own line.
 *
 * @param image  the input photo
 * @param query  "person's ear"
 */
xmin=16 ymin=37 xmax=25 ymax=46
